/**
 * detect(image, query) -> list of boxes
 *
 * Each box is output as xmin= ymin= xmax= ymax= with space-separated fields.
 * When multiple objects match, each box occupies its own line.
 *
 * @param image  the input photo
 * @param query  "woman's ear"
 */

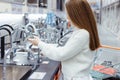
xmin=67 ymin=21 xmax=71 ymax=28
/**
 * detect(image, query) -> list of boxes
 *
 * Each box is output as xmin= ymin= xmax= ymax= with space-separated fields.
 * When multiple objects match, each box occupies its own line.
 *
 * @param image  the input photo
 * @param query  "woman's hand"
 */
xmin=27 ymin=36 xmax=40 ymax=46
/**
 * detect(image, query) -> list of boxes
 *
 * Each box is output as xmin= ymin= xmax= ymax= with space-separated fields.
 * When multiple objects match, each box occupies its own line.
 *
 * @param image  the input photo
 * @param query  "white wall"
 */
xmin=28 ymin=14 xmax=47 ymax=22
xmin=0 ymin=2 xmax=11 ymax=13
xmin=0 ymin=14 xmax=24 ymax=26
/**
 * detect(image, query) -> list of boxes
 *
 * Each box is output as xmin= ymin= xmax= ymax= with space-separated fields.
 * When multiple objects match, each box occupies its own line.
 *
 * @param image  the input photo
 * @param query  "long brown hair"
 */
xmin=65 ymin=0 xmax=100 ymax=50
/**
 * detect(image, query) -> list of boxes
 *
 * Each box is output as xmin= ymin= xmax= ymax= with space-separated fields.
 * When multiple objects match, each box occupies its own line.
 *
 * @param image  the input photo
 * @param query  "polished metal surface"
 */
xmin=0 ymin=51 xmax=37 ymax=80
xmin=0 ymin=65 xmax=32 ymax=80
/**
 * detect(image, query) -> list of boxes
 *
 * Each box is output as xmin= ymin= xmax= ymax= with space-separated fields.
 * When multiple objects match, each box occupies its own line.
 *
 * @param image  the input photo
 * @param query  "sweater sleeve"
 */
xmin=38 ymin=29 xmax=89 ymax=61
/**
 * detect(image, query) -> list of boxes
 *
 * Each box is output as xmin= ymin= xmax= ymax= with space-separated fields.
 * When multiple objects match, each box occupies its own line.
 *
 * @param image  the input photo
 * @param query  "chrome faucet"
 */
xmin=2 ymin=48 xmax=12 ymax=80
xmin=0 ymin=25 xmax=13 ymax=80
xmin=0 ymin=24 xmax=14 ymax=59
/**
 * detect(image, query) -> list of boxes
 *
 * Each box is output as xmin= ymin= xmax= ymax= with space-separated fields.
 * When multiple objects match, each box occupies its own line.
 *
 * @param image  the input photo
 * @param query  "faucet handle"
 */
xmin=27 ymin=50 xmax=35 ymax=61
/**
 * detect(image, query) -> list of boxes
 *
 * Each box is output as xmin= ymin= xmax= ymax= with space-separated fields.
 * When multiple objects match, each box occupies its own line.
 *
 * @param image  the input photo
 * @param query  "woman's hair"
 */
xmin=65 ymin=0 xmax=100 ymax=50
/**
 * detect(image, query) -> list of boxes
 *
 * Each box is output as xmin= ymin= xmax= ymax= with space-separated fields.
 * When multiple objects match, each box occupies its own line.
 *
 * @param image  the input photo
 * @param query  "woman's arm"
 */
xmin=38 ymin=29 xmax=89 ymax=61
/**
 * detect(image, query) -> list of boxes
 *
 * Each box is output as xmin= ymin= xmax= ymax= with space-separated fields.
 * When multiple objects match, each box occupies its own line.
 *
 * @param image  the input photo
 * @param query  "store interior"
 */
xmin=0 ymin=0 xmax=120 ymax=80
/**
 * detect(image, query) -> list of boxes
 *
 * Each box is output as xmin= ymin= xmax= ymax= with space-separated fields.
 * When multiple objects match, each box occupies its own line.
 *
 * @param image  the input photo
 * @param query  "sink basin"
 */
xmin=0 ymin=65 xmax=32 ymax=80
xmin=0 ymin=52 xmax=37 ymax=80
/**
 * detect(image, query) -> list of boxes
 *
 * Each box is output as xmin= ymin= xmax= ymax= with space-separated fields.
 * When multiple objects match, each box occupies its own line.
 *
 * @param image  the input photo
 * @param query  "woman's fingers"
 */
xmin=27 ymin=36 xmax=40 ymax=46
xmin=27 ymin=38 xmax=34 ymax=42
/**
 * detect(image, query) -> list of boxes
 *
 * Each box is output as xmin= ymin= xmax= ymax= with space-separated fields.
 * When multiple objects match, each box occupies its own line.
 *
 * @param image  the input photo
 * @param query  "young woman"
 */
xmin=28 ymin=0 xmax=100 ymax=80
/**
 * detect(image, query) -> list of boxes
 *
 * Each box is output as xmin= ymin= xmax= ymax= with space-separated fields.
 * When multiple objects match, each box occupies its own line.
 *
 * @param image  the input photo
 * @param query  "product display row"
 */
xmin=0 ymin=13 xmax=72 ymax=80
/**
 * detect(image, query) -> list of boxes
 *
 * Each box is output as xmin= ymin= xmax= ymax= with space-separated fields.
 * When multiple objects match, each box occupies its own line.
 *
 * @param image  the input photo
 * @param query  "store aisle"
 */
xmin=98 ymin=24 xmax=120 ymax=47
xmin=91 ymin=24 xmax=120 ymax=80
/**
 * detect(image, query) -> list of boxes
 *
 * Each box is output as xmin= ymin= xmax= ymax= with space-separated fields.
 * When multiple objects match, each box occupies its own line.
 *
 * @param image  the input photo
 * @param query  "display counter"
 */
xmin=23 ymin=58 xmax=60 ymax=80
xmin=0 ymin=52 xmax=60 ymax=80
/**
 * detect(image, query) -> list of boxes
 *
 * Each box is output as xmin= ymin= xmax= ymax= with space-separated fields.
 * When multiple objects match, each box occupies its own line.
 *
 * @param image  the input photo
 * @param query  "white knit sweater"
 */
xmin=38 ymin=29 xmax=95 ymax=80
